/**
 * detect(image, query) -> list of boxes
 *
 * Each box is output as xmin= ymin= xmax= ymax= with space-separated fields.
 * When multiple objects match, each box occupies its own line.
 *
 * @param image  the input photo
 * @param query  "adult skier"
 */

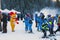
xmin=23 ymin=13 xmax=33 ymax=33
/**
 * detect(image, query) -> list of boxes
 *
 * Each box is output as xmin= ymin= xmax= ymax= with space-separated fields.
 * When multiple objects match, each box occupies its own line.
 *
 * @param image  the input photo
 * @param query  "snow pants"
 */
xmin=25 ymin=23 xmax=32 ymax=31
xmin=42 ymin=29 xmax=46 ymax=37
xmin=37 ymin=23 xmax=42 ymax=31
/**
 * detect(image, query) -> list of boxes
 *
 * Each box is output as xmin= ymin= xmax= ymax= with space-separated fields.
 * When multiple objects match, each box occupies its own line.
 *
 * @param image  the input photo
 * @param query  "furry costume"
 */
xmin=9 ymin=12 xmax=19 ymax=32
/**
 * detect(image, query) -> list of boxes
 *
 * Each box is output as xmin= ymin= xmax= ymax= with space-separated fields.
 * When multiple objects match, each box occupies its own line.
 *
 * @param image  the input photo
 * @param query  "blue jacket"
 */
xmin=24 ymin=16 xmax=32 ymax=25
xmin=37 ymin=17 xmax=44 ymax=25
xmin=42 ymin=19 xmax=49 ymax=30
xmin=47 ymin=17 xmax=54 ymax=28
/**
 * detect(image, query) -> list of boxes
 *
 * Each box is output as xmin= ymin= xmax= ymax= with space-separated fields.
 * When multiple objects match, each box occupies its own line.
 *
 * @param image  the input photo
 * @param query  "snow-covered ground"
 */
xmin=0 ymin=20 xmax=60 ymax=40
xmin=0 ymin=7 xmax=60 ymax=40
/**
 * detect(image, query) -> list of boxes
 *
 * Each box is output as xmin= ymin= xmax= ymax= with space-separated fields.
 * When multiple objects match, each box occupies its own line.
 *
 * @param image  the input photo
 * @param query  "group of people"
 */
xmin=0 ymin=11 xmax=19 ymax=33
xmin=34 ymin=13 xmax=60 ymax=38
xmin=23 ymin=12 xmax=60 ymax=38
xmin=0 ymin=11 xmax=60 ymax=38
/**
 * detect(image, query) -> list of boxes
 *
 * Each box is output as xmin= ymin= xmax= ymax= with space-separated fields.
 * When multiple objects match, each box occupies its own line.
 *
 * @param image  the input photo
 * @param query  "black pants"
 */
xmin=55 ymin=26 xmax=60 ymax=33
xmin=35 ymin=21 xmax=37 ymax=27
xmin=3 ymin=22 xmax=7 ymax=32
xmin=49 ymin=28 xmax=53 ymax=35
xmin=0 ymin=22 xmax=2 ymax=31
xmin=42 ymin=29 xmax=46 ymax=37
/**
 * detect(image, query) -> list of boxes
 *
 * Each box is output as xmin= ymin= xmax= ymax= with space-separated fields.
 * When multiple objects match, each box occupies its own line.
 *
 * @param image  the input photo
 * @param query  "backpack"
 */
xmin=29 ymin=20 xmax=33 ymax=24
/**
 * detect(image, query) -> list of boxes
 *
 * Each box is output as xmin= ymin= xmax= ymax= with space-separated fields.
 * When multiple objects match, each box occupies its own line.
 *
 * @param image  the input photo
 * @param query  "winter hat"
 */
xmin=26 ymin=13 xmax=30 ymax=17
xmin=40 ymin=12 xmax=44 ymax=16
xmin=47 ymin=14 xmax=51 ymax=17
xmin=9 ymin=12 xmax=14 ymax=16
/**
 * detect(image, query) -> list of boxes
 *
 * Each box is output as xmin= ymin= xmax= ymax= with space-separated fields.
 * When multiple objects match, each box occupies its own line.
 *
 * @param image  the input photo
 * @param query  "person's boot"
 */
xmin=2 ymin=28 xmax=7 ymax=33
xmin=45 ymin=36 xmax=49 ymax=38
xmin=48 ymin=34 xmax=52 ymax=37
xmin=42 ymin=36 xmax=46 ymax=38
xmin=28 ymin=30 xmax=33 ymax=33
xmin=52 ymin=34 xmax=55 ymax=36
xmin=54 ymin=31 xmax=56 ymax=34
xmin=2 ymin=31 xmax=7 ymax=33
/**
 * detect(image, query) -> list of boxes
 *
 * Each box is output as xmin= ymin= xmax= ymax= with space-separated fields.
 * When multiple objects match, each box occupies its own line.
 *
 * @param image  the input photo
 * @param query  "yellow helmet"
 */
xmin=51 ymin=16 xmax=54 ymax=18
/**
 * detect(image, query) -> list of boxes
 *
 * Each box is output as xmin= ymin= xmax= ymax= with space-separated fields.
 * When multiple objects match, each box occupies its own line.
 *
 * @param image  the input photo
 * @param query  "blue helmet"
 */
xmin=47 ymin=14 xmax=51 ymax=18
xmin=40 ymin=12 xmax=44 ymax=16
xmin=40 ymin=12 xmax=45 ymax=18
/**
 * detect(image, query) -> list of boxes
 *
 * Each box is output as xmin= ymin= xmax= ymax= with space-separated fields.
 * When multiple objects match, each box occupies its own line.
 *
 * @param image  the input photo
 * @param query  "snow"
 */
xmin=40 ymin=7 xmax=58 ymax=17
xmin=0 ymin=21 xmax=42 ymax=40
xmin=10 ymin=9 xmax=21 ymax=14
xmin=0 ymin=7 xmax=60 ymax=40
xmin=0 ymin=20 xmax=60 ymax=40
xmin=35 ymin=7 xmax=59 ymax=18
xmin=0 ymin=9 xmax=21 ymax=14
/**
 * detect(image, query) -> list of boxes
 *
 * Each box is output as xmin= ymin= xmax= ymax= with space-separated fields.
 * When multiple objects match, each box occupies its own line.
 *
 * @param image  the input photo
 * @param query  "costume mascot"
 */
xmin=9 ymin=12 xmax=19 ymax=32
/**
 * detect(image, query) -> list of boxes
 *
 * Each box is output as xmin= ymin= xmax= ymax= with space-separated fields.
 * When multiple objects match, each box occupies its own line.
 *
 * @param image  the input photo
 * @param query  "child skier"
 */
xmin=42 ymin=18 xmax=49 ymax=38
xmin=23 ymin=13 xmax=33 ymax=33
xmin=47 ymin=15 xmax=55 ymax=36
xmin=51 ymin=16 xmax=55 ymax=34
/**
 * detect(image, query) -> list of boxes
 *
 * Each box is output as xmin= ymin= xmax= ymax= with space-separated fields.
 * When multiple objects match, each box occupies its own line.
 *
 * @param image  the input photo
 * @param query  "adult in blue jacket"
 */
xmin=24 ymin=14 xmax=33 ymax=33
xmin=37 ymin=13 xmax=45 ymax=31
xmin=42 ymin=18 xmax=49 ymax=38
